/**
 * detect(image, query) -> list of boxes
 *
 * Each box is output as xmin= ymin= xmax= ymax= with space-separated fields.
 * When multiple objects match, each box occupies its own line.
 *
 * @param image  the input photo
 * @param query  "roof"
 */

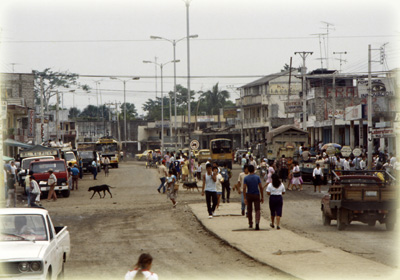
xmin=241 ymin=71 xmax=291 ymax=88
xmin=0 ymin=208 xmax=49 ymax=215
xmin=266 ymin=125 xmax=308 ymax=142
xmin=4 ymin=139 xmax=32 ymax=149
xmin=19 ymin=145 xmax=59 ymax=158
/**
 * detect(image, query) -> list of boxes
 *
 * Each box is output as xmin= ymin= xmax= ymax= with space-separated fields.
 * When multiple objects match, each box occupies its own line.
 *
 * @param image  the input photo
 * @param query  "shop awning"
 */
xmin=4 ymin=139 xmax=32 ymax=149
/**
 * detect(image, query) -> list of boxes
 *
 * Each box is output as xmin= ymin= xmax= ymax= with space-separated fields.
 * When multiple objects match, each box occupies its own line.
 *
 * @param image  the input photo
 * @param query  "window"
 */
xmin=47 ymin=216 xmax=54 ymax=240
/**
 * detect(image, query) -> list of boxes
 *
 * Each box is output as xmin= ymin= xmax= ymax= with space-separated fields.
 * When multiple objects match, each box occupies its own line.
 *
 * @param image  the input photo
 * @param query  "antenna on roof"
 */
xmin=320 ymin=21 xmax=335 ymax=69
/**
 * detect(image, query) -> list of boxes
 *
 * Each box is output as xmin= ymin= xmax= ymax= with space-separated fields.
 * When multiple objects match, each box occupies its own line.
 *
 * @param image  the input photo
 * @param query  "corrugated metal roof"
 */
xmin=241 ymin=71 xmax=291 ymax=88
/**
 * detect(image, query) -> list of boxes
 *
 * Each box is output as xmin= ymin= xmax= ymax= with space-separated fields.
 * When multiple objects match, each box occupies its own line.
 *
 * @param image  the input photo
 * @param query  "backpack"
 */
xmin=221 ymin=168 xmax=229 ymax=182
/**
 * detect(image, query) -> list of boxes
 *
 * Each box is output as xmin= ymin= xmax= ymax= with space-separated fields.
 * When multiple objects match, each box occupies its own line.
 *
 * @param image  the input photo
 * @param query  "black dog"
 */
xmin=183 ymin=182 xmax=199 ymax=192
xmin=88 ymin=184 xmax=115 ymax=199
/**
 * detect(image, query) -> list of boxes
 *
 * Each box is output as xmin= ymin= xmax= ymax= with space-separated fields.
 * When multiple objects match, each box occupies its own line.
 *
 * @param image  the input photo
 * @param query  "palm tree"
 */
xmin=200 ymin=83 xmax=230 ymax=115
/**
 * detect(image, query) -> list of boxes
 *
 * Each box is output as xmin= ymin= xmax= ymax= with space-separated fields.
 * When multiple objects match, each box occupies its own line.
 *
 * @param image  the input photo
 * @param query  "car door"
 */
xmin=46 ymin=215 xmax=62 ymax=278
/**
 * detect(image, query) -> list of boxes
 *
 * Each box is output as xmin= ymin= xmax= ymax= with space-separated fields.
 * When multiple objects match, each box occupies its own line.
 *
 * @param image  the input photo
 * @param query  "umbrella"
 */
xmin=322 ymin=143 xmax=342 ymax=150
xmin=3 ymin=156 xmax=15 ymax=162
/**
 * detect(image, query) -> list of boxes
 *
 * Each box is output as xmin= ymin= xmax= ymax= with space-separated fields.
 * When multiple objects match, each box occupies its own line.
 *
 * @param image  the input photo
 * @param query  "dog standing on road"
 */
xmin=88 ymin=184 xmax=115 ymax=199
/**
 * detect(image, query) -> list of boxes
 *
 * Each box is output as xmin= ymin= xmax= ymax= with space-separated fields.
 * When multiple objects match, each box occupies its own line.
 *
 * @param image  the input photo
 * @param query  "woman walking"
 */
xmin=125 ymin=253 xmax=158 ymax=280
xmin=166 ymin=170 xmax=178 ymax=207
xmin=266 ymin=173 xmax=285 ymax=230
xmin=266 ymin=163 xmax=275 ymax=184
xmin=313 ymin=163 xmax=324 ymax=192
xmin=47 ymin=169 xmax=57 ymax=202
xmin=181 ymin=156 xmax=189 ymax=182
xmin=291 ymin=161 xmax=302 ymax=191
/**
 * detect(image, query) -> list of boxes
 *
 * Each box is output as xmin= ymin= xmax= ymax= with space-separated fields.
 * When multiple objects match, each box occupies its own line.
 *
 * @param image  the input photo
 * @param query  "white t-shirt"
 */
xmin=343 ymin=160 xmax=350 ymax=171
xmin=313 ymin=168 xmax=323 ymax=176
xmin=216 ymin=174 xmax=224 ymax=192
xmin=125 ymin=270 xmax=158 ymax=280
xmin=266 ymin=183 xmax=285 ymax=195
xmin=48 ymin=173 xmax=57 ymax=185
xmin=10 ymin=165 xmax=17 ymax=175
xmin=196 ymin=165 xmax=202 ymax=173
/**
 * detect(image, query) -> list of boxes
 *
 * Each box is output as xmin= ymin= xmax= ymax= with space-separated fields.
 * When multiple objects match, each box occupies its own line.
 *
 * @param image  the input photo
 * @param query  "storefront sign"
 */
xmin=223 ymin=108 xmax=237 ymax=118
xmin=345 ymin=104 xmax=366 ymax=121
xmin=372 ymin=128 xmax=395 ymax=138
xmin=28 ymin=109 xmax=35 ymax=138
xmin=341 ymin=146 xmax=352 ymax=157
xmin=284 ymin=99 xmax=303 ymax=113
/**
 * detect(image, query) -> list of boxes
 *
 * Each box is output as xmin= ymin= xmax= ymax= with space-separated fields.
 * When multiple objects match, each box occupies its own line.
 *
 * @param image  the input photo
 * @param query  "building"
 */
xmin=237 ymin=70 xmax=302 ymax=148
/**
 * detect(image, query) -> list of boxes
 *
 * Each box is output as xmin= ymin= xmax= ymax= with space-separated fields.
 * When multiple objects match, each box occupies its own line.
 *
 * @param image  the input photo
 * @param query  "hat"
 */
xmin=74 ymin=164 xmax=78 ymax=167
xmin=48 ymin=169 xmax=53 ymax=173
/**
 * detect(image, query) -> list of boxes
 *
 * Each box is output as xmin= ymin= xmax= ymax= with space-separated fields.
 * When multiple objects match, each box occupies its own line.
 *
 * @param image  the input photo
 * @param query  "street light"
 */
xmin=143 ymin=59 xmax=180 ymax=155
xmin=109 ymin=76 xmax=140 ymax=151
xmin=150 ymin=34 xmax=198 ymax=150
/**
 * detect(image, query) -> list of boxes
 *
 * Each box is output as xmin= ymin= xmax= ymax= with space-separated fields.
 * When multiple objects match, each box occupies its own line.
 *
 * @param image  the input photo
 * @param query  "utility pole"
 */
xmin=40 ymin=76 xmax=44 ymax=143
xmin=331 ymin=72 xmax=336 ymax=143
xmin=286 ymin=57 xmax=293 ymax=119
xmin=367 ymin=45 xmax=373 ymax=170
xmin=294 ymin=51 xmax=313 ymax=131
xmin=56 ymin=91 xmax=59 ymax=142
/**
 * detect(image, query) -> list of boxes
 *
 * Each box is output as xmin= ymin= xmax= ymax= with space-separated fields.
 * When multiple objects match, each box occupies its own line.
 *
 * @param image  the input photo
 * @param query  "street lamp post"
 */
xmin=150 ymin=34 xmax=198 ymax=150
xmin=109 ymin=77 xmax=140 ymax=152
xmin=143 ymin=59 xmax=180 ymax=155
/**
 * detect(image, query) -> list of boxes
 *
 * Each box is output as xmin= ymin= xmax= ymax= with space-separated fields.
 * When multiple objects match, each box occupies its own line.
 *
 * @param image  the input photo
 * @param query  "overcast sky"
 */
xmin=0 ymin=0 xmax=399 ymax=115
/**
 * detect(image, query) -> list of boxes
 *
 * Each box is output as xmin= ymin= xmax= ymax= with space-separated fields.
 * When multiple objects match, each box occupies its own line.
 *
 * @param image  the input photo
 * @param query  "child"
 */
xmin=215 ymin=168 xmax=224 ymax=209
xmin=166 ymin=170 xmax=178 ymax=208
xmin=196 ymin=162 xmax=202 ymax=181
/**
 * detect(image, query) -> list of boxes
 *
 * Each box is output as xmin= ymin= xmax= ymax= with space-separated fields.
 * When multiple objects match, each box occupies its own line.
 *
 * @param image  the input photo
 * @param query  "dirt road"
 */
xmin=46 ymin=162 xmax=293 ymax=280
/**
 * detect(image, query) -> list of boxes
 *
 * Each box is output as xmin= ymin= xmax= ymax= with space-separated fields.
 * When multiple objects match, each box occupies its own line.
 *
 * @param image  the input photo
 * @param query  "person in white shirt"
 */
xmin=125 ymin=253 xmax=158 ymax=280
xmin=236 ymin=165 xmax=249 ymax=216
xmin=196 ymin=162 xmax=202 ymax=181
xmin=312 ymin=164 xmax=324 ymax=193
xmin=343 ymin=157 xmax=351 ymax=171
xmin=360 ymin=156 xmax=367 ymax=170
xmin=202 ymin=164 xmax=218 ymax=219
xmin=215 ymin=169 xmax=224 ymax=210
xmin=266 ymin=173 xmax=286 ymax=230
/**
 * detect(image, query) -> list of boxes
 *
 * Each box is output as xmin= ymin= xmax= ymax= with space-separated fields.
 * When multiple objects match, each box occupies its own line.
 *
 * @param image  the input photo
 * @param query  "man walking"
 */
xmin=202 ymin=164 xmax=218 ymax=219
xmin=157 ymin=160 xmax=168 ymax=193
xmin=91 ymin=159 xmax=98 ymax=180
xmin=236 ymin=165 xmax=249 ymax=216
xmin=220 ymin=162 xmax=231 ymax=203
xmin=71 ymin=164 xmax=80 ymax=190
xmin=243 ymin=165 xmax=264 ymax=230
xmin=47 ymin=169 xmax=57 ymax=201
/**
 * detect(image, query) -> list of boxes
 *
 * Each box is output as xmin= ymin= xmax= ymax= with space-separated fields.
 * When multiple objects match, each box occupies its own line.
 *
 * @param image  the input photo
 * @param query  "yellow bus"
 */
xmin=210 ymin=138 xmax=233 ymax=169
xmin=95 ymin=136 xmax=120 ymax=168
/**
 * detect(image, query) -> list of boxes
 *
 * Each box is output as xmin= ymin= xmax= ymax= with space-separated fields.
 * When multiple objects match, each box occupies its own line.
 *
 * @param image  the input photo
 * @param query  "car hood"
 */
xmin=0 ymin=242 xmax=47 ymax=260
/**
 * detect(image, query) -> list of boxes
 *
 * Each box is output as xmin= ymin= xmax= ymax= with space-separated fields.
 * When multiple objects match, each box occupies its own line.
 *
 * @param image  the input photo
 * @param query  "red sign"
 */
xmin=28 ymin=109 xmax=35 ymax=138
xmin=326 ymin=87 xmax=358 ymax=98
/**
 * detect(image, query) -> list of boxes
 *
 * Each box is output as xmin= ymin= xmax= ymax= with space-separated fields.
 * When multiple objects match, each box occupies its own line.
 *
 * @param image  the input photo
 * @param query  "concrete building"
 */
xmin=237 ymin=70 xmax=302 ymax=148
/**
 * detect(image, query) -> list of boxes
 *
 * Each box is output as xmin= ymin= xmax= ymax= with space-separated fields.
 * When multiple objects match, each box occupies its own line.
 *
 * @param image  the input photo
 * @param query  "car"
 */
xmin=64 ymin=151 xmax=77 ymax=167
xmin=135 ymin=150 xmax=153 ymax=161
xmin=321 ymin=170 xmax=398 ymax=231
xmin=78 ymin=151 xmax=101 ymax=173
xmin=17 ymin=156 xmax=55 ymax=188
xmin=29 ymin=159 xmax=71 ymax=198
xmin=197 ymin=149 xmax=211 ymax=164
xmin=0 ymin=208 xmax=70 ymax=279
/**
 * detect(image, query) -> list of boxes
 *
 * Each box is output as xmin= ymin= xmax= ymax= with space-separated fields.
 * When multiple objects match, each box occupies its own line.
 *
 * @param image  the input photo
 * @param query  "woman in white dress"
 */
xmin=291 ymin=161 xmax=302 ymax=191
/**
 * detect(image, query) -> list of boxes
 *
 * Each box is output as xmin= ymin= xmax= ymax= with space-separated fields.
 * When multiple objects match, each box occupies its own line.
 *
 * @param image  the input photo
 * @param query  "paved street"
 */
xmin=40 ymin=161 xmax=398 ymax=279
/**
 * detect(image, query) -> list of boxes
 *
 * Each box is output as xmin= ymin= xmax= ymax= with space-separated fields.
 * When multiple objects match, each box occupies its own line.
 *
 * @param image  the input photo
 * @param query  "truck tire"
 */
xmin=337 ymin=208 xmax=346 ymax=231
xmin=116 ymin=163 xmax=119 ymax=168
xmin=368 ymin=220 xmax=376 ymax=227
xmin=61 ymin=189 xmax=71 ymax=198
xmin=322 ymin=211 xmax=331 ymax=226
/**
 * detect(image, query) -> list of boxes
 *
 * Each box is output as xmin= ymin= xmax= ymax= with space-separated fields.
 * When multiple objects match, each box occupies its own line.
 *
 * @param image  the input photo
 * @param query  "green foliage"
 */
xmin=32 ymin=68 xmax=91 ymax=110
xmin=68 ymin=107 xmax=81 ymax=119
xmin=198 ymin=83 xmax=230 ymax=115
xmin=119 ymin=103 xmax=138 ymax=120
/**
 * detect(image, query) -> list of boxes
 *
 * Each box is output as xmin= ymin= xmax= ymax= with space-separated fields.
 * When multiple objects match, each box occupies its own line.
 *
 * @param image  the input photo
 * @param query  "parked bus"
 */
xmin=95 ymin=136 xmax=120 ymax=168
xmin=210 ymin=138 xmax=233 ymax=169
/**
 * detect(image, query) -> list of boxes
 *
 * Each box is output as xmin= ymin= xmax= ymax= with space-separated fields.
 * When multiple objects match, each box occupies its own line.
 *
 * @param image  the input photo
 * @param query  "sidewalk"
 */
xmin=189 ymin=202 xmax=398 ymax=280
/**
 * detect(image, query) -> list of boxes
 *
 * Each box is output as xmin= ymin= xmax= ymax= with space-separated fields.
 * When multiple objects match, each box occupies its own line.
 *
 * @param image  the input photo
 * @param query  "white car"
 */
xmin=0 ymin=208 xmax=70 ymax=279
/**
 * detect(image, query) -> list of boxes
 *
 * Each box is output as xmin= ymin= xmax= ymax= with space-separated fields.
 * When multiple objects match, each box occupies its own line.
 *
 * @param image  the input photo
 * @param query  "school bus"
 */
xmin=210 ymin=138 xmax=233 ymax=169
xmin=95 ymin=136 xmax=120 ymax=168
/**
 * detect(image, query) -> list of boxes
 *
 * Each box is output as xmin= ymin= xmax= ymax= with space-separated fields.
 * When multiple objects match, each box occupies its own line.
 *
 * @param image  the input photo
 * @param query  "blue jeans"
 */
xmin=158 ymin=177 xmax=166 ymax=193
xmin=25 ymin=186 xmax=31 ymax=205
xmin=241 ymin=192 xmax=246 ymax=211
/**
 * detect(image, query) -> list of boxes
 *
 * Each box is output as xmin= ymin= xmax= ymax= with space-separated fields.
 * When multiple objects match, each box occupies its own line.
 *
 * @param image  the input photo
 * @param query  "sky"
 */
xmin=0 ymin=0 xmax=399 ymax=115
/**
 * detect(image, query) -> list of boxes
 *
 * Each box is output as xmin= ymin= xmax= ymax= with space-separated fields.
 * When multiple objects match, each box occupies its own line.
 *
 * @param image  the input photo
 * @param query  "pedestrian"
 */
xmin=235 ymin=165 xmax=249 ymax=216
xmin=279 ymin=155 xmax=288 ymax=183
xmin=241 ymin=153 xmax=247 ymax=171
xmin=29 ymin=175 xmax=42 ymax=208
xmin=181 ymin=156 xmax=189 ymax=182
xmin=266 ymin=173 xmax=285 ymax=230
xmin=196 ymin=162 xmax=202 ymax=181
xmin=120 ymin=151 xmax=124 ymax=161
xmin=166 ymin=170 xmax=178 ymax=208
xmin=6 ymin=169 xmax=16 ymax=208
xmin=313 ymin=163 xmax=324 ymax=193
xmin=67 ymin=162 xmax=73 ymax=187
xmin=173 ymin=156 xmax=181 ymax=182
xmin=24 ymin=170 xmax=33 ymax=206
xmin=91 ymin=158 xmax=98 ymax=180
xmin=266 ymin=164 xmax=275 ymax=184
xmin=249 ymin=156 xmax=257 ymax=167
xmin=71 ymin=164 xmax=80 ymax=190
xmin=291 ymin=161 xmax=302 ymax=191
xmin=301 ymin=147 xmax=310 ymax=162
xmin=220 ymin=162 xmax=231 ymax=203
xmin=201 ymin=163 xmax=218 ymax=219
xmin=164 ymin=151 xmax=170 ymax=170
xmin=243 ymin=165 xmax=264 ymax=230
xmin=125 ymin=253 xmax=158 ymax=280
xmin=47 ymin=169 xmax=58 ymax=201
xmin=157 ymin=160 xmax=168 ymax=193
xmin=78 ymin=157 xmax=83 ymax=179
xmin=104 ymin=156 xmax=110 ymax=176
xmin=10 ymin=161 xmax=18 ymax=179
xmin=343 ymin=157 xmax=351 ymax=171
xmin=215 ymin=168 xmax=224 ymax=209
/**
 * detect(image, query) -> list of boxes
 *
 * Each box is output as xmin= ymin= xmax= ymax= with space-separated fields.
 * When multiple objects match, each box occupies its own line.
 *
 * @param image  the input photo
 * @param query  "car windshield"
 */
xmin=96 ymin=143 xmax=117 ymax=153
xmin=0 ymin=214 xmax=48 ymax=241
xmin=80 ymin=151 xmax=93 ymax=159
xmin=211 ymin=140 xmax=232 ymax=154
xmin=65 ymin=153 xmax=75 ymax=161
xmin=22 ymin=157 xmax=54 ymax=169
xmin=31 ymin=162 xmax=66 ymax=173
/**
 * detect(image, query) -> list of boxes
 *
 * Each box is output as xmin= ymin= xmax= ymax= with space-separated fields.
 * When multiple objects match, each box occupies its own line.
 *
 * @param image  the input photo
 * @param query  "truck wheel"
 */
xmin=115 ymin=164 xmax=119 ymax=168
xmin=322 ymin=211 xmax=331 ymax=226
xmin=61 ymin=189 xmax=71 ymax=198
xmin=337 ymin=208 xmax=346 ymax=231
xmin=368 ymin=220 xmax=376 ymax=227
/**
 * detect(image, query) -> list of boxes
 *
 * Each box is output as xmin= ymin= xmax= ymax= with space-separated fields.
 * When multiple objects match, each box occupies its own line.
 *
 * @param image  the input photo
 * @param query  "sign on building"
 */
xmin=372 ymin=128 xmax=395 ymax=138
xmin=28 ymin=109 xmax=35 ymax=138
xmin=284 ymin=99 xmax=303 ymax=113
xmin=1 ymin=101 xmax=7 ymax=120
xmin=345 ymin=104 xmax=366 ymax=121
xmin=223 ymin=108 xmax=237 ymax=118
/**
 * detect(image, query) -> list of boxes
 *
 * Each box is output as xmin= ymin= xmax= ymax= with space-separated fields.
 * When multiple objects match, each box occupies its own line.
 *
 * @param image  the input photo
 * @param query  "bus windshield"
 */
xmin=64 ymin=153 xmax=76 ymax=161
xmin=31 ymin=162 xmax=66 ymax=173
xmin=211 ymin=140 xmax=232 ymax=154
xmin=96 ymin=143 xmax=118 ymax=154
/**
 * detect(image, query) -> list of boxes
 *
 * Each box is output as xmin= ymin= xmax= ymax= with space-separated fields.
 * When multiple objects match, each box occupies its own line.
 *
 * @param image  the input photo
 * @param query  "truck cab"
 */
xmin=17 ymin=156 xmax=55 ymax=188
xmin=29 ymin=159 xmax=70 ymax=198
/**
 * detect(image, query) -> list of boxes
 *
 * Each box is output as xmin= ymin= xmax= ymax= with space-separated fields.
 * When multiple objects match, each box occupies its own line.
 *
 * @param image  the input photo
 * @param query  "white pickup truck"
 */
xmin=0 ymin=208 xmax=70 ymax=279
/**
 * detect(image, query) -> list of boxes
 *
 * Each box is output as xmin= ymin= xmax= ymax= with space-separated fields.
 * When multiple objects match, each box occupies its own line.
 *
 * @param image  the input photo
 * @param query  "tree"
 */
xmin=78 ymin=105 xmax=99 ymax=119
xmin=119 ymin=103 xmax=138 ymax=120
xmin=68 ymin=107 xmax=81 ymax=119
xmin=32 ymin=68 xmax=91 ymax=111
xmin=199 ymin=83 xmax=230 ymax=115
